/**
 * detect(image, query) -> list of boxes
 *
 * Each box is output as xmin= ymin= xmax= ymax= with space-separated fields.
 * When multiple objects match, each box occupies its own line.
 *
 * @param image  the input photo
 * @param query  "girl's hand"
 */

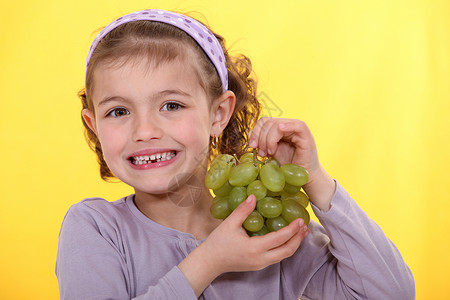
xmin=179 ymin=195 xmax=309 ymax=297
xmin=249 ymin=117 xmax=318 ymax=172
xmin=204 ymin=194 xmax=309 ymax=274
xmin=249 ymin=117 xmax=335 ymax=211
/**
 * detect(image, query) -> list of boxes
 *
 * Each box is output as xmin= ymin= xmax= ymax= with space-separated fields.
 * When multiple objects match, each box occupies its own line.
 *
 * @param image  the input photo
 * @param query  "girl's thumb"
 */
xmin=227 ymin=194 xmax=257 ymax=225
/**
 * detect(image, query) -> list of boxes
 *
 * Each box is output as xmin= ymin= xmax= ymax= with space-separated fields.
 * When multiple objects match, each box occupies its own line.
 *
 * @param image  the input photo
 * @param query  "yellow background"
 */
xmin=1 ymin=0 xmax=449 ymax=299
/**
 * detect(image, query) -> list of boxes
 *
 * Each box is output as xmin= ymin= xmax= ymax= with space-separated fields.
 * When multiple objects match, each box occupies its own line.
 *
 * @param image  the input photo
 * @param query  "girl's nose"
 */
xmin=132 ymin=115 xmax=163 ymax=142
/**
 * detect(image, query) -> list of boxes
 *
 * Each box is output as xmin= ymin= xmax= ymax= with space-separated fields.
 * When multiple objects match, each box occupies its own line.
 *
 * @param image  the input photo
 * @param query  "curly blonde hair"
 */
xmin=79 ymin=17 xmax=261 ymax=181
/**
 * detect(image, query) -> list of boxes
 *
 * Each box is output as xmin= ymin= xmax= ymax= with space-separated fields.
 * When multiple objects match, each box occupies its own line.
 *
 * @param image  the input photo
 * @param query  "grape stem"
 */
xmin=252 ymin=148 xmax=264 ymax=166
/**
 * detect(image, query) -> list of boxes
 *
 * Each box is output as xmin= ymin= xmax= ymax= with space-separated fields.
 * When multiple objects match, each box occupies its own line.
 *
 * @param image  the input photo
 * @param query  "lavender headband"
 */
xmin=86 ymin=9 xmax=228 ymax=92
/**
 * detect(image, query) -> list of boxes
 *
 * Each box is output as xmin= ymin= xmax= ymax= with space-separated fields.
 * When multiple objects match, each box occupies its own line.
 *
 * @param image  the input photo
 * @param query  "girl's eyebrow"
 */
xmin=98 ymin=89 xmax=192 ymax=107
xmin=98 ymin=96 xmax=128 ymax=107
xmin=156 ymin=89 xmax=192 ymax=98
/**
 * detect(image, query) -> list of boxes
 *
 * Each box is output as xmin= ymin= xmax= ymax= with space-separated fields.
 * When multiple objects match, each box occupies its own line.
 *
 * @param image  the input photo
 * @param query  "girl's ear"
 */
xmin=82 ymin=109 xmax=98 ymax=135
xmin=211 ymin=90 xmax=236 ymax=137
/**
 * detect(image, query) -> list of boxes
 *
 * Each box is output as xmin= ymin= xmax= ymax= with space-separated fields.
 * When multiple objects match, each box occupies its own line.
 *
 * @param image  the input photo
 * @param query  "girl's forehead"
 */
xmin=91 ymin=55 xmax=207 ymax=102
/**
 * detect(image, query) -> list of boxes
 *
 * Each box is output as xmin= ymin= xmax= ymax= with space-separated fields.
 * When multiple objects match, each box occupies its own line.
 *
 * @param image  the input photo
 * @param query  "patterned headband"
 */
xmin=86 ymin=9 xmax=229 ymax=92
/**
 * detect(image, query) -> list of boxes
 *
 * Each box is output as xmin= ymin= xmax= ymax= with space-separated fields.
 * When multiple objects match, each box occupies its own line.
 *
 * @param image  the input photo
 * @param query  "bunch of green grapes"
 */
xmin=205 ymin=150 xmax=310 ymax=236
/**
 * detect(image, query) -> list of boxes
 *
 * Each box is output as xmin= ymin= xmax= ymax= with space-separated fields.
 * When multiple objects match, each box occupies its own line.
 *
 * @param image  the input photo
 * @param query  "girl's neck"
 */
xmin=133 ymin=183 xmax=221 ymax=240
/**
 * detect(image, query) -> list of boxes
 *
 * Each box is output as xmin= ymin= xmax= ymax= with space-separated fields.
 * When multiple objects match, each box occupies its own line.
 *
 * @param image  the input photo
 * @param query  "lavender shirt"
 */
xmin=55 ymin=181 xmax=415 ymax=299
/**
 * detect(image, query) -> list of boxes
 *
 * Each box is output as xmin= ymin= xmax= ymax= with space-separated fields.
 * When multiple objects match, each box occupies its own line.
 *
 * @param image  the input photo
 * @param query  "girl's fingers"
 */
xmin=258 ymin=120 xmax=279 ymax=157
xmin=256 ymin=218 xmax=304 ymax=250
xmin=252 ymin=118 xmax=309 ymax=157
xmin=223 ymin=194 xmax=257 ymax=228
xmin=264 ymin=224 xmax=309 ymax=263
xmin=249 ymin=117 xmax=270 ymax=150
xmin=278 ymin=120 xmax=313 ymax=143
xmin=265 ymin=121 xmax=286 ymax=156
xmin=252 ymin=118 xmax=312 ymax=155
xmin=256 ymin=118 xmax=278 ymax=157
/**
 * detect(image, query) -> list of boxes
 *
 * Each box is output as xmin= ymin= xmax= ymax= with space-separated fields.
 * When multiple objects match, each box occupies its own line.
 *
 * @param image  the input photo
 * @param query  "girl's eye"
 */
xmin=161 ymin=102 xmax=182 ymax=111
xmin=107 ymin=107 xmax=129 ymax=117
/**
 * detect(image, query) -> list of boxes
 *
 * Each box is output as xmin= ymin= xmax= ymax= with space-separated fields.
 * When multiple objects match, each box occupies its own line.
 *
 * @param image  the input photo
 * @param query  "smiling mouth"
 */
xmin=129 ymin=151 xmax=177 ymax=165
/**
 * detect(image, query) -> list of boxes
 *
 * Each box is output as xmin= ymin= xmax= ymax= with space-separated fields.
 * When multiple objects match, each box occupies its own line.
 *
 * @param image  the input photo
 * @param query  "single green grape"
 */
xmin=243 ymin=210 xmax=264 ymax=232
xmin=248 ymin=225 xmax=270 ymax=236
xmin=260 ymin=163 xmax=285 ymax=192
xmin=265 ymin=158 xmax=279 ymax=167
xmin=266 ymin=216 xmax=289 ymax=232
xmin=281 ymin=190 xmax=309 ymax=208
xmin=280 ymin=164 xmax=309 ymax=187
xmin=229 ymin=162 xmax=259 ymax=187
xmin=210 ymin=197 xmax=231 ymax=219
xmin=228 ymin=186 xmax=247 ymax=211
xmin=205 ymin=160 xmax=233 ymax=189
xmin=256 ymin=197 xmax=283 ymax=218
xmin=246 ymin=180 xmax=267 ymax=200
xmin=283 ymin=182 xmax=301 ymax=195
xmin=295 ymin=190 xmax=310 ymax=208
xmin=211 ymin=154 xmax=236 ymax=167
xmin=281 ymin=199 xmax=310 ymax=225
xmin=239 ymin=152 xmax=254 ymax=163
xmin=213 ymin=181 xmax=233 ymax=197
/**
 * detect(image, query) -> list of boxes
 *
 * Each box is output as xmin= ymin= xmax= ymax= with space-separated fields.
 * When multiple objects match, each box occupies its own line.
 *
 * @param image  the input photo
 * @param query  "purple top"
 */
xmin=86 ymin=9 xmax=228 ymax=93
xmin=55 ymin=181 xmax=415 ymax=299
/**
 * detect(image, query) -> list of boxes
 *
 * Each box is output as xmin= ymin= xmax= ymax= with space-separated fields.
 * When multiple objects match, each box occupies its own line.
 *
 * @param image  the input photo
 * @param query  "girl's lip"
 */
xmin=128 ymin=148 xmax=178 ymax=157
xmin=128 ymin=150 xmax=179 ymax=170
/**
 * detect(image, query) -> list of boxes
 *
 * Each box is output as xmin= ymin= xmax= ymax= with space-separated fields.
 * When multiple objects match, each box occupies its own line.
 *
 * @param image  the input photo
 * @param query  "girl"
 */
xmin=56 ymin=9 xmax=415 ymax=300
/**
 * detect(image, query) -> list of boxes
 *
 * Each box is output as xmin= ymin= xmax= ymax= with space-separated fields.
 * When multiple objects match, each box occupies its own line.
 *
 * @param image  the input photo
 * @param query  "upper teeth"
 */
xmin=132 ymin=151 xmax=176 ymax=165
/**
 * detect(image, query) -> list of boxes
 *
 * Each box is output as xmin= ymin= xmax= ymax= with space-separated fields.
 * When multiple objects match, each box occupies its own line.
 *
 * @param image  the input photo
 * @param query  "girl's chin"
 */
xmin=131 ymin=182 xmax=173 ymax=195
xmin=132 ymin=173 xmax=204 ymax=196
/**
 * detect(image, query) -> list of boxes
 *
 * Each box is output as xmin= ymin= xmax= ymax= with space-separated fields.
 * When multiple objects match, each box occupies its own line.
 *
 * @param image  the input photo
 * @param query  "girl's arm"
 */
xmin=56 ymin=201 xmax=198 ymax=300
xmin=297 ymin=180 xmax=415 ymax=299
xmin=250 ymin=117 xmax=415 ymax=299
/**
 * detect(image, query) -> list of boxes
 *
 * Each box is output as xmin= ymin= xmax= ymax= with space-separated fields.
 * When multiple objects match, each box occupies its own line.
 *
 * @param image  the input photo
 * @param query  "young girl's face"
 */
xmin=84 ymin=56 xmax=217 ymax=194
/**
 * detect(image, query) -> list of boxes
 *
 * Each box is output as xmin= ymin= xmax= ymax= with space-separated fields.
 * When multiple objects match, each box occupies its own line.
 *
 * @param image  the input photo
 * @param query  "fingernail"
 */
xmin=267 ymin=148 xmax=273 ymax=155
xmin=259 ymin=149 xmax=266 ymax=157
xmin=250 ymin=139 xmax=257 ymax=148
xmin=298 ymin=218 xmax=304 ymax=227
xmin=246 ymin=195 xmax=254 ymax=203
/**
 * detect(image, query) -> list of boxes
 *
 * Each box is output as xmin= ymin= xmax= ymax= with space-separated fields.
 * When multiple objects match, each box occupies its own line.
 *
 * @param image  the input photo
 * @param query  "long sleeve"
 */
xmin=55 ymin=200 xmax=197 ymax=300
xmin=299 ymin=181 xmax=415 ymax=299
